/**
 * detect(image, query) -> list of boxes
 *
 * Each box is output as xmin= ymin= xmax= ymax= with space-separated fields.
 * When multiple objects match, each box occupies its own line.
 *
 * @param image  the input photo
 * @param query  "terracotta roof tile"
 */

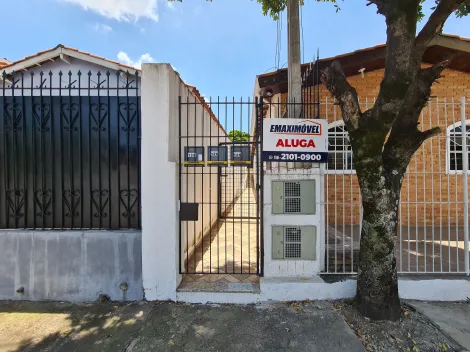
xmin=1 ymin=44 xmax=138 ymax=72
xmin=258 ymin=33 xmax=470 ymax=79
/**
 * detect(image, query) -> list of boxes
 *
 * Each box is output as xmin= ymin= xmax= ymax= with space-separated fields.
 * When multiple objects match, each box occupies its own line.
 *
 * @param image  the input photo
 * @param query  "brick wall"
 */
xmin=277 ymin=67 xmax=470 ymax=226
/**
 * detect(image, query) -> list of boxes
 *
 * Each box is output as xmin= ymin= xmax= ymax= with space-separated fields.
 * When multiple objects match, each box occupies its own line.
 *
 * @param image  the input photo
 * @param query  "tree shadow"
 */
xmin=0 ymin=301 xmax=152 ymax=352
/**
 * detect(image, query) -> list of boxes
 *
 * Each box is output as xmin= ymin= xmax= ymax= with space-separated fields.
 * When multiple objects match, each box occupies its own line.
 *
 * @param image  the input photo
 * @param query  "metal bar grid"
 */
xmin=178 ymin=97 xmax=263 ymax=275
xmin=322 ymin=96 xmax=470 ymax=275
xmin=0 ymin=70 xmax=141 ymax=230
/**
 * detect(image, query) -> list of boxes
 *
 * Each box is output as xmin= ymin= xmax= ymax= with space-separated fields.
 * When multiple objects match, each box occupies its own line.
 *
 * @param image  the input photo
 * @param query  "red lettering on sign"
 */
xmin=275 ymin=139 xmax=316 ymax=148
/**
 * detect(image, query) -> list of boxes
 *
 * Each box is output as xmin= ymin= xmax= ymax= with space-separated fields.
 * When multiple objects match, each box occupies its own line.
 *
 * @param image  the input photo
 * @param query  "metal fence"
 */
xmin=0 ymin=70 xmax=141 ymax=230
xmin=179 ymin=97 xmax=262 ymax=275
xmin=323 ymin=96 xmax=469 ymax=275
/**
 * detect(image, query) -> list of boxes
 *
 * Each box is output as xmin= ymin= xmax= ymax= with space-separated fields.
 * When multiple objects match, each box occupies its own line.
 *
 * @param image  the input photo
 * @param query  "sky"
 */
xmin=2 ymin=0 xmax=469 ymax=99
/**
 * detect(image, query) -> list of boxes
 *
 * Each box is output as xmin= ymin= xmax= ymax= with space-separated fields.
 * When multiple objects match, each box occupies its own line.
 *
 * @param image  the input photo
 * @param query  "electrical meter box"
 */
xmin=230 ymin=146 xmax=252 ymax=166
xmin=272 ymin=226 xmax=317 ymax=260
xmin=208 ymin=146 xmax=228 ymax=166
xmin=271 ymin=180 xmax=316 ymax=215
xmin=184 ymin=146 xmax=204 ymax=167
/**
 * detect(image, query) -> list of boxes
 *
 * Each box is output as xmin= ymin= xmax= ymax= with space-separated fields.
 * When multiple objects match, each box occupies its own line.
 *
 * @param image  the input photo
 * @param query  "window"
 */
xmin=447 ymin=121 xmax=470 ymax=173
xmin=327 ymin=122 xmax=355 ymax=173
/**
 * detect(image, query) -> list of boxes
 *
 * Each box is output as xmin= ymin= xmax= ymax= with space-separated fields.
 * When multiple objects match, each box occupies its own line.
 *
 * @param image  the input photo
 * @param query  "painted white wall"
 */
xmin=141 ymin=64 xmax=180 ymax=301
xmin=175 ymin=278 xmax=470 ymax=304
xmin=263 ymin=169 xmax=325 ymax=277
xmin=2 ymin=58 xmax=140 ymax=97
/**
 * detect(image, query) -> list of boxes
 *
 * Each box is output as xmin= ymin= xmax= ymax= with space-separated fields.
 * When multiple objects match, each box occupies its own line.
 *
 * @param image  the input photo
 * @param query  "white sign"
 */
xmin=262 ymin=119 xmax=328 ymax=163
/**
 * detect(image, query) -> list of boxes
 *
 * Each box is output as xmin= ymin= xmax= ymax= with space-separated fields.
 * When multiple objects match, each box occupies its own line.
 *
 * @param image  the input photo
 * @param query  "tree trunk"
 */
xmin=353 ymin=141 xmax=404 ymax=321
xmin=356 ymin=180 xmax=402 ymax=320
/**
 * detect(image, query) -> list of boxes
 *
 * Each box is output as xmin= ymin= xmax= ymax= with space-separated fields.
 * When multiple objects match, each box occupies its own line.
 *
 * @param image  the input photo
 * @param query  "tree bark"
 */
xmin=355 ymin=159 xmax=402 ymax=321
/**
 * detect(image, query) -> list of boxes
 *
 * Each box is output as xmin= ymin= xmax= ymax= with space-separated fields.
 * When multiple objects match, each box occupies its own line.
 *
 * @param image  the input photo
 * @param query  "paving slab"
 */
xmin=0 ymin=301 xmax=364 ymax=352
xmin=129 ymin=301 xmax=364 ymax=352
xmin=409 ymin=301 xmax=470 ymax=351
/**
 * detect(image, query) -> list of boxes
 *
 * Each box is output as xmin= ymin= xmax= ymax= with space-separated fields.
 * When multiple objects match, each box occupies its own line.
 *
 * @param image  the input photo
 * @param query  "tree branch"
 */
xmin=321 ymin=61 xmax=361 ymax=131
xmin=415 ymin=0 xmax=465 ymax=57
xmin=381 ymin=58 xmax=451 ymax=180
xmin=369 ymin=0 xmax=421 ymax=130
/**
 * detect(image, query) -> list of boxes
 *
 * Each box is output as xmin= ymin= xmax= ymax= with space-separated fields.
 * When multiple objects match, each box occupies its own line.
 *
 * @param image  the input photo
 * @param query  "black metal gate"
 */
xmin=179 ymin=96 xmax=263 ymax=275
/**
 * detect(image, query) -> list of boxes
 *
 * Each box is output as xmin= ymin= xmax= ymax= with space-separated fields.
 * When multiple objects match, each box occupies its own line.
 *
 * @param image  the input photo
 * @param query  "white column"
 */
xmin=141 ymin=64 xmax=181 ymax=300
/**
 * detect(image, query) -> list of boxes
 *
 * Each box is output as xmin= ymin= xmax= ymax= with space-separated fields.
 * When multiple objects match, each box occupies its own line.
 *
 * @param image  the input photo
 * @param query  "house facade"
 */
xmin=0 ymin=38 xmax=468 ymax=304
xmin=257 ymin=34 xmax=470 ymax=228
xmin=0 ymin=45 xmax=221 ymax=301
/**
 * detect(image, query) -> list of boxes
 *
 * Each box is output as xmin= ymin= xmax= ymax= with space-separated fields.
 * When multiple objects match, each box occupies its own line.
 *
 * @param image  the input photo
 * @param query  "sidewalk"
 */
xmin=409 ymin=301 xmax=470 ymax=351
xmin=0 ymin=301 xmax=364 ymax=352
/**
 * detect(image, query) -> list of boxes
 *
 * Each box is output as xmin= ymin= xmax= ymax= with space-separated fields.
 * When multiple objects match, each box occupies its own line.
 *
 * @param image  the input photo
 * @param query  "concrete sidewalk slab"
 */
xmin=0 ymin=301 xmax=364 ymax=352
xmin=129 ymin=301 xmax=364 ymax=352
xmin=409 ymin=301 xmax=470 ymax=351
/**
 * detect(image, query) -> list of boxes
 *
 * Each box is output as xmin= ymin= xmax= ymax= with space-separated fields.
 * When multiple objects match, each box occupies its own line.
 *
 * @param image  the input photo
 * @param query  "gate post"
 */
xmin=141 ymin=64 xmax=181 ymax=300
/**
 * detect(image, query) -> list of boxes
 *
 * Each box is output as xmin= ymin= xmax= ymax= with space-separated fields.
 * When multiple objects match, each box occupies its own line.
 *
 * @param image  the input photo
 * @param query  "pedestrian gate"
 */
xmin=179 ymin=97 xmax=263 ymax=275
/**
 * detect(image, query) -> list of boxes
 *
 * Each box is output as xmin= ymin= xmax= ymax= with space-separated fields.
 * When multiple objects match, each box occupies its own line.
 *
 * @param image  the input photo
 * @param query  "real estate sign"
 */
xmin=262 ymin=119 xmax=328 ymax=163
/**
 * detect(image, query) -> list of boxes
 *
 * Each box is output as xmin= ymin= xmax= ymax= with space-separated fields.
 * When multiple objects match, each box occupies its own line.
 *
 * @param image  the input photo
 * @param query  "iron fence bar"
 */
xmin=446 ymin=98 xmax=451 ymax=272
xmin=209 ymin=97 xmax=214 ymax=273
xmin=224 ymin=97 xmax=228 ymax=273
xmin=232 ymin=97 xmax=235 ymax=273
xmin=256 ymin=97 xmax=264 ymax=277
xmin=22 ymin=73 xmax=27 ymax=229
xmin=201 ymin=92 xmax=205 ymax=273
xmin=452 ymin=97 xmax=459 ymax=272
xmin=12 ymin=72 xmax=18 ymax=229
xmin=116 ymin=72 xmax=121 ymax=229
xmin=78 ymin=72 xmax=83 ymax=229
xmin=185 ymin=95 xmax=189 ymax=273
xmin=1 ymin=74 xmax=5 ymax=228
xmin=437 ymin=97 xmax=443 ymax=272
xmin=429 ymin=102 xmax=435 ymax=272
xmin=136 ymin=71 xmax=142 ymax=229
xmin=215 ymin=97 xmax=220 ymax=274
xmin=178 ymin=95 xmax=182 ymax=274
xmin=107 ymin=72 xmax=111 ymax=229
xmin=460 ymin=97 xmax=469 ymax=276
xmin=69 ymin=72 xmax=74 ymax=230
xmin=88 ymin=72 xmax=93 ymax=229
xmin=248 ymin=97 xmax=251 ymax=274
xmin=126 ymin=71 xmax=131 ymax=230
xmin=50 ymin=72 xmax=56 ymax=229
xmin=34 ymin=72 xmax=38 ymax=229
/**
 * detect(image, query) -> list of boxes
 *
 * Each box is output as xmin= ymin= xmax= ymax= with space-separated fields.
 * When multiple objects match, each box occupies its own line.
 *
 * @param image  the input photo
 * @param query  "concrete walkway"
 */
xmin=409 ymin=301 xmax=470 ymax=351
xmin=0 ymin=301 xmax=364 ymax=352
